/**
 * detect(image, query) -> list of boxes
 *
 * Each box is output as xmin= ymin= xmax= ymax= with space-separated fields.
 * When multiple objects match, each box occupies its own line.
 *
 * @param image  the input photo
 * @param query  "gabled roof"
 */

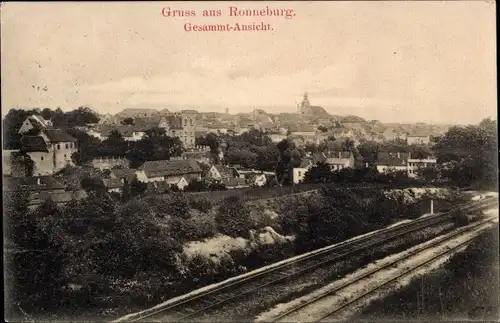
xmin=221 ymin=178 xmax=248 ymax=187
xmin=4 ymin=175 xmax=66 ymax=191
xmin=42 ymin=129 xmax=77 ymax=142
xmin=110 ymin=168 xmax=137 ymax=181
xmin=298 ymin=158 xmax=313 ymax=168
xmin=376 ymin=152 xmax=409 ymax=166
xmin=20 ymin=136 xmax=48 ymax=152
xmin=324 ymin=151 xmax=352 ymax=159
xmin=407 ymin=131 xmax=430 ymax=138
xmin=213 ymin=165 xmax=236 ymax=179
xmin=27 ymin=114 xmax=52 ymax=128
xmin=138 ymin=159 xmax=202 ymax=178
xmin=103 ymin=178 xmax=124 ymax=189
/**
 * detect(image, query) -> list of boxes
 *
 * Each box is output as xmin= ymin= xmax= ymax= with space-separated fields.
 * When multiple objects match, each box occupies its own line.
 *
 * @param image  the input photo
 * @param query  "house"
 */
xmin=292 ymin=158 xmax=314 ymax=184
xmin=406 ymin=131 xmax=431 ymax=145
xmin=98 ymin=114 xmax=121 ymax=125
xmin=407 ymin=154 xmax=437 ymax=178
xmin=91 ymin=125 xmax=145 ymax=141
xmin=376 ymin=152 xmax=409 ymax=173
xmin=89 ymin=156 xmax=130 ymax=170
xmin=145 ymin=181 xmax=171 ymax=195
xmin=3 ymin=175 xmax=86 ymax=209
xmin=205 ymin=165 xmax=238 ymax=181
xmin=136 ymin=159 xmax=202 ymax=185
xmin=18 ymin=115 xmax=53 ymax=134
xmin=221 ymin=177 xmax=249 ymax=189
xmin=324 ymin=151 xmax=355 ymax=170
xmin=207 ymin=124 xmax=228 ymax=135
xmin=248 ymin=172 xmax=277 ymax=187
xmin=268 ymin=132 xmax=287 ymax=143
xmin=20 ymin=129 xmax=78 ymax=175
xmin=102 ymin=178 xmax=124 ymax=193
xmin=110 ymin=168 xmax=138 ymax=182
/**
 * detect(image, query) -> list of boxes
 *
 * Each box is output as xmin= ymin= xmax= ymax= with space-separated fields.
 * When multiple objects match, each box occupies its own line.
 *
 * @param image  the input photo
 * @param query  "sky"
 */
xmin=1 ymin=1 xmax=496 ymax=124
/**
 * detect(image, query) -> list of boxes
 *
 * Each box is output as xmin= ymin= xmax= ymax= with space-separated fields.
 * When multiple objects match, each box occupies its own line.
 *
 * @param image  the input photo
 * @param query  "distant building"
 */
xmin=3 ymin=175 xmax=86 ymax=210
xmin=292 ymin=158 xmax=314 ymax=184
xmin=20 ymin=129 xmax=78 ymax=175
xmin=376 ymin=152 xmax=409 ymax=173
xmin=103 ymin=178 xmax=124 ymax=193
xmin=324 ymin=151 xmax=356 ymax=170
xmin=407 ymin=154 xmax=437 ymax=178
xmin=205 ymin=165 xmax=238 ymax=182
xmin=18 ymin=115 xmax=53 ymax=135
xmin=406 ymin=131 xmax=431 ymax=145
xmin=90 ymin=156 xmax=130 ymax=170
xmin=136 ymin=159 xmax=202 ymax=189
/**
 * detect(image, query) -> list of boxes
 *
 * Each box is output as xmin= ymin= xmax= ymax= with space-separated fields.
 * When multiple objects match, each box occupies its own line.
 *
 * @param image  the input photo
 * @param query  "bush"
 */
xmin=215 ymin=196 xmax=252 ymax=238
xmin=169 ymin=217 xmax=217 ymax=243
xmin=189 ymin=197 xmax=213 ymax=213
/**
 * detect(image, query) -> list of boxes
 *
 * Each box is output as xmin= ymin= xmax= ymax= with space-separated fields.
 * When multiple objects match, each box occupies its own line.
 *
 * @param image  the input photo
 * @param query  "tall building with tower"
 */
xmin=298 ymin=92 xmax=310 ymax=115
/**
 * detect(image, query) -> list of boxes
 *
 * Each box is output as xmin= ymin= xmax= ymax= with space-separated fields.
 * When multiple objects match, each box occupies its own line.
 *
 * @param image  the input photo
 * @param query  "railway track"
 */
xmin=269 ymin=215 xmax=497 ymax=322
xmin=117 ymin=198 xmax=497 ymax=322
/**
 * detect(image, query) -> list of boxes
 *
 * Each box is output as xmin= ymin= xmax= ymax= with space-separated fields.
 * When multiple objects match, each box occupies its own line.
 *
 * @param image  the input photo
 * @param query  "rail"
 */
xmin=115 ymin=197 xmax=496 ymax=322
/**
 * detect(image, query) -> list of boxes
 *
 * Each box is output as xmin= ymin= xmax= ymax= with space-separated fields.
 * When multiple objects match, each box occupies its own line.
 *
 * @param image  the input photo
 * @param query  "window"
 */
xmin=57 ymin=144 xmax=60 ymax=150
xmin=64 ymin=154 xmax=67 ymax=158
xmin=65 ymin=144 xmax=68 ymax=149
xmin=190 ymin=119 xmax=193 ymax=126
xmin=41 ymin=156 xmax=44 ymax=161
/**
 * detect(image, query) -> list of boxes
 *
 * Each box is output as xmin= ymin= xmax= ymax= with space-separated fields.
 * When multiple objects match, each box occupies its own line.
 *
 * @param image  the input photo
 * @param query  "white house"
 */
xmin=292 ymin=159 xmax=314 ymax=184
xmin=407 ymin=155 xmax=437 ymax=178
xmin=136 ymin=159 xmax=202 ymax=190
xmin=324 ymin=151 xmax=355 ymax=170
xmin=18 ymin=115 xmax=53 ymax=134
xmin=376 ymin=152 xmax=409 ymax=173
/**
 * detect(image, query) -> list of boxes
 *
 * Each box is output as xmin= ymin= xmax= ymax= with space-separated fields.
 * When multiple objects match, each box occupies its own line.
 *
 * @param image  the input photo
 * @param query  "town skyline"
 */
xmin=2 ymin=1 xmax=496 ymax=124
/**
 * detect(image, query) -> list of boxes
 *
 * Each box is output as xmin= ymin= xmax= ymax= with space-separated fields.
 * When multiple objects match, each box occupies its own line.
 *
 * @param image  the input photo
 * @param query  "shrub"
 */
xmin=189 ymin=197 xmax=213 ymax=213
xmin=215 ymin=196 xmax=252 ymax=238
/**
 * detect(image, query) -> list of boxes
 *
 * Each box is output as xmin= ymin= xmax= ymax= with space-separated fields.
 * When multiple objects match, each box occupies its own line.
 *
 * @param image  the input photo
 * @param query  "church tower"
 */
xmin=298 ymin=92 xmax=310 ymax=115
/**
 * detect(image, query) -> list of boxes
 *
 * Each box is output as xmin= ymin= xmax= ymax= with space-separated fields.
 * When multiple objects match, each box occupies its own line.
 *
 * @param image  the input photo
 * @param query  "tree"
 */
xmin=66 ymin=128 xmax=102 ymax=165
xmin=317 ymin=125 xmax=328 ymax=132
xmin=408 ymin=143 xmax=433 ymax=159
xmin=80 ymin=176 xmax=106 ymax=195
xmin=302 ymin=162 xmax=335 ymax=184
xmin=433 ymin=122 xmax=497 ymax=188
xmin=11 ymin=152 xmax=34 ymax=177
xmin=357 ymin=141 xmax=380 ymax=164
xmin=215 ymin=196 xmax=252 ymax=238
xmin=122 ymin=117 xmax=134 ymax=125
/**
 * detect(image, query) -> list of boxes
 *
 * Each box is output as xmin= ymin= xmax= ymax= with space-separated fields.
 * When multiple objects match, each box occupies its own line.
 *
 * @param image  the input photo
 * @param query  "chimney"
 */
xmin=36 ymin=177 xmax=41 ymax=185
xmin=397 ymin=152 xmax=401 ymax=159
xmin=338 ymin=151 xmax=341 ymax=158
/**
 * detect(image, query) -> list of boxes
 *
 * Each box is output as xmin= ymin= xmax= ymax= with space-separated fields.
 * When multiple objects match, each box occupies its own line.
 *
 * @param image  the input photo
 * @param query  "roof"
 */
xmin=221 ymin=178 xmax=248 ymax=187
xmin=138 ymin=159 xmax=202 ymax=178
xmin=103 ymin=178 xmax=124 ymax=189
xmin=28 ymin=114 xmax=52 ymax=127
xmin=376 ymin=152 xmax=409 ymax=166
xmin=407 ymin=131 xmax=430 ymax=138
xmin=324 ymin=151 xmax=352 ymax=159
xmin=213 ymin=165 xmax=236 ymax=179
xmin=20 ymin=136 xmax=48 ymax=152
xmin=289 ymin=125 xmax=317 ymax=133
xmin=326 ymin=158 xmax=351 ymax=165
xmin=298 ymin=158 xmax=313 ymax=168
xmin=4 ymin=175 xmax=67 ymax=191
xmin=29 ymin=190 xmax=87 ymax=205
xmin=110 ymin=168 xmax=137 ymax=179
xmin=42 ymin=129 xmax=77 ymax=142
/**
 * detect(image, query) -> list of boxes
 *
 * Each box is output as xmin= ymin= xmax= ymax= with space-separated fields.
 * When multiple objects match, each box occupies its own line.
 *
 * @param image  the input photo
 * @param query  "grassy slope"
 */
xmin=355 ymin=225 xmax=499 ymax=321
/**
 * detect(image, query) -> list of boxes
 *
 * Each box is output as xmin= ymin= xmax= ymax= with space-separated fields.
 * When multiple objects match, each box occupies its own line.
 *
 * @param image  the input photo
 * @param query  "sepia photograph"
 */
xmin=1 ymin=1 xmax=498 ymax=322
